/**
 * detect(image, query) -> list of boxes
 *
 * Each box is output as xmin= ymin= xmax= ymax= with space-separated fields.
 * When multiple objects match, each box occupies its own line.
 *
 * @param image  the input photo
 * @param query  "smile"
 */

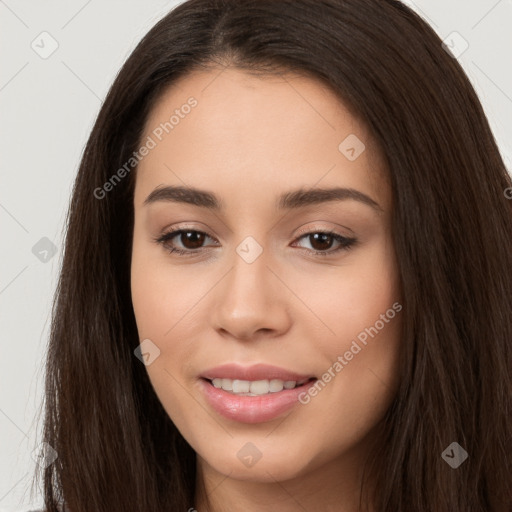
xmin=199 ymin=364 xmax=318 ymax=423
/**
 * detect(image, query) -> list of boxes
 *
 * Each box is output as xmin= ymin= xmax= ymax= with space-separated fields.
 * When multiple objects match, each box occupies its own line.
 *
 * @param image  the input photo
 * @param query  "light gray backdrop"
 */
xmin=1 ymin=1 xmax=511 ymax=510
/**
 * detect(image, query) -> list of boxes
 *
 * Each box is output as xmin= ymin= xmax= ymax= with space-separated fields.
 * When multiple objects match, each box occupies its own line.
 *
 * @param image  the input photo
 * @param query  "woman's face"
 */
xmin=131 ymin=67 xmax=402 ymax=487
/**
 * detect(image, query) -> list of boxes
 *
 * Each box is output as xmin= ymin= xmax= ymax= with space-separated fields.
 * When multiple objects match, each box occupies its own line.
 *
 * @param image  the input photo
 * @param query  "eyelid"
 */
xmin=160 ymin=222 xmax=218 ymax=240
xmin=293 ymin=223 xmax=354 ymax=238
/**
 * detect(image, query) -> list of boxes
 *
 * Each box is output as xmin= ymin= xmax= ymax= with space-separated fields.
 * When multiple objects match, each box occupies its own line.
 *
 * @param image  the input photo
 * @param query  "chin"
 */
xmin=197 ymin=438 xmax=316 ymax=482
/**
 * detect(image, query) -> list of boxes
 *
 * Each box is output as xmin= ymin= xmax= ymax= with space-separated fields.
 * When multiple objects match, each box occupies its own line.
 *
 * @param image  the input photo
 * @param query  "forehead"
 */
xmin=134 ymin=67 xmax=390 ymax=213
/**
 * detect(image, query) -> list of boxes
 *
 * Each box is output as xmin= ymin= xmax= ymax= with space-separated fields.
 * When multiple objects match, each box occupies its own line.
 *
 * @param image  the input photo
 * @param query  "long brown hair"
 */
xmin=31 ymin=0 xmax=512 ymax=510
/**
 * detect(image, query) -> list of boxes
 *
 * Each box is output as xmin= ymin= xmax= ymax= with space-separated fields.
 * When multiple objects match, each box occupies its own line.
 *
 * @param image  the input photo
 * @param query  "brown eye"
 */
xmin=155 ymin=229 xmax=217 ymax=256
xmin=308 ymin=233 xmax=336 ymax=251
xmin=293 ymin=231 xmax=357 ymax=256
xmin=176 ymin=231 xmax=207 ymax=250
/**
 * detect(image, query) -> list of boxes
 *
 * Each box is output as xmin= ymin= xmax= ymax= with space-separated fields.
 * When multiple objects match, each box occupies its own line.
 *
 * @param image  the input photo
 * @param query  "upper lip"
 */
xmin=201 ymin=363 xmax=316 ymax=382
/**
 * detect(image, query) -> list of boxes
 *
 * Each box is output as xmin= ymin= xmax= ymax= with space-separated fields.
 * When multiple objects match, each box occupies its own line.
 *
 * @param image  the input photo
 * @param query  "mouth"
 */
xmin=199 ymin=363 xmax=318 ymax=423
xmin=198 ymin=364 xmax=318 ymax=423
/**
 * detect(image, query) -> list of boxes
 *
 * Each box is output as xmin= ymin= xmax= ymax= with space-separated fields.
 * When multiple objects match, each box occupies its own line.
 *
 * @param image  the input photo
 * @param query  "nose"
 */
xmin=211 ymin=243 xmax=291 ymax=341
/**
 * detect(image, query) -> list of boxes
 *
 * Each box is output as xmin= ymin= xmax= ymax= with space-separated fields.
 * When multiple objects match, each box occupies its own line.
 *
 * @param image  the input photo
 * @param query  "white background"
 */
xmin=1 ymin=1 xmax=511 ymax=510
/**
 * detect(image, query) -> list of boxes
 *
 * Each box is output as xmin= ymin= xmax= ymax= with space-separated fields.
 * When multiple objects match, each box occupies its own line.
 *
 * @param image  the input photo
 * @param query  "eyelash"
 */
xmin=153 ymin=227 xmax=358 ymax=257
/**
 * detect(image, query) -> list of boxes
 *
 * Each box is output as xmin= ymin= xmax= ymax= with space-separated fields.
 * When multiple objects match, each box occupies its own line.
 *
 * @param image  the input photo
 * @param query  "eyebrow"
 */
xmin=143 ymin=185 xmax=382 ymax=212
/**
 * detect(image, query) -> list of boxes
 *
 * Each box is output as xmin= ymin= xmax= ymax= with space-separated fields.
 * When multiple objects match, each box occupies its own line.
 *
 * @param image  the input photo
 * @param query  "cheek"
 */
xmin=130 ymin=244 xmax=200 ymax=428
xmin=130 ymin=234 xmax=199 ymax=337
xmin=295 ymin=237 xmax=402 ymax=424
xmin=297 ymin=236 xmax=400 ymax=349
xmin=130 ymin=237 xmax=206 ymax=383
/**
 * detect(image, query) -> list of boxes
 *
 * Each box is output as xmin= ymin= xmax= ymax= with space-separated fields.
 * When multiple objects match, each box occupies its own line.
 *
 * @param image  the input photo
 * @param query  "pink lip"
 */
xmin=201 ymin=363 xmax=315 ymax=382
xmin=199 ymin=363 xmax=317 ymax=424
xmin=199 ymin=378 xmax=317 ymax=424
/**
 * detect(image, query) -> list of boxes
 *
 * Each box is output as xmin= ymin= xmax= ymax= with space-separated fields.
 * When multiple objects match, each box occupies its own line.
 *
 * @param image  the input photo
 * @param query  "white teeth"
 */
xmin=249 ymin=380 xmax=269 ymax=394
xmin=269 ymin=379 xmax=284 ymax=392
xmin=221 ymin=378 xmax=233 ymax=390
xmin=232 ymin=380 xmax=250 ymax=393
xmin=209 ymin=378 xmax=309 ymax=395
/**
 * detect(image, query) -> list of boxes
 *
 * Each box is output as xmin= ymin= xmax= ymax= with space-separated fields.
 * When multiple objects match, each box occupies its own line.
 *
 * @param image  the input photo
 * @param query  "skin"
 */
xmin=130 ymin=66 xmax=402 ymax=512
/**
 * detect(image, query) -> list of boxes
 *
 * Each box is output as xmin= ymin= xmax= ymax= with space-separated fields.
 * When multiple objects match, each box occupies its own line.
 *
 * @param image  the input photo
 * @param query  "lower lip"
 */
xmin=199 ymin=378 xmax=317 ymax=424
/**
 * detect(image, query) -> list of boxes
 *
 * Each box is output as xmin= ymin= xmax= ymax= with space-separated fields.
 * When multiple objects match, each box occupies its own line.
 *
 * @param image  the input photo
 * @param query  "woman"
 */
xmin=31 ymin=0 xmax=512 ymax=510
